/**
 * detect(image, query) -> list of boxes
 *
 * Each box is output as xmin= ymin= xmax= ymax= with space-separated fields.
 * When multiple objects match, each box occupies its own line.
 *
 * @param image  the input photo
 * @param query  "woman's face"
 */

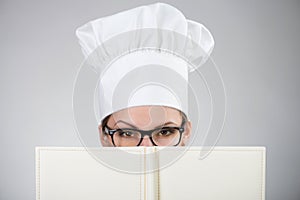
xmin=99 ymin=106 xmax=191 ymax=147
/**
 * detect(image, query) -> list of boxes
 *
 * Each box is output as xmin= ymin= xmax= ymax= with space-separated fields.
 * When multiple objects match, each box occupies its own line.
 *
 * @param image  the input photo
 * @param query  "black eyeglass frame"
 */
xmin=103 ymin=118 xmax=186 ymax=147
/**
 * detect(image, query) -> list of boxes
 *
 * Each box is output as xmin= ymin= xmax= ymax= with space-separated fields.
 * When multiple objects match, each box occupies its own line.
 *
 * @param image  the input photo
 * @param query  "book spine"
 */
xmin=144 ymin=147 xmax=160 ymax=200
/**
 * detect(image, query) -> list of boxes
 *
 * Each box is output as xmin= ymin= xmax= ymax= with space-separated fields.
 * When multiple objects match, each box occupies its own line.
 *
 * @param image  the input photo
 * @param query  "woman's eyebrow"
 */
xmin=154 ymin=121 xmax=178 ymax=128
xmin=114 ymin=120 xmax=179 ymax=129
xmin=113 ymin=120 xmax=137 ymax=128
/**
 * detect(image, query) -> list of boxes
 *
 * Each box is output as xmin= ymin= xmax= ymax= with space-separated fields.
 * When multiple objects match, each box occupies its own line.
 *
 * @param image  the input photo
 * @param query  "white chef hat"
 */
xmin=76 ymin=2 xmax=214 ymax=123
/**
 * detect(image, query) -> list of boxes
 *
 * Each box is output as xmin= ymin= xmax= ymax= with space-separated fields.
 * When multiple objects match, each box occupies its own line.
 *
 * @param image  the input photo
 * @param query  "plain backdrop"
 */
xmin=1 ymin=0 xmax=300 ymax=199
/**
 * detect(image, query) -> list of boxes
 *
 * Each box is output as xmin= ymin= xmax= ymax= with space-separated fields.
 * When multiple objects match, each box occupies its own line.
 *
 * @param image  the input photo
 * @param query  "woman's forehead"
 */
xmin=108 ymin=106 xmax=182 ymax=128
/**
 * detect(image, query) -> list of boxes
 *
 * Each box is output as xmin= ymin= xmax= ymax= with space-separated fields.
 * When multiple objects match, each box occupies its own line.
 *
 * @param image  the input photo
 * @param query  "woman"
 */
xmin=76 ymin=3 xmax=214 ymax=147
xmin=99 ymin=105 xmax=191 ymax=147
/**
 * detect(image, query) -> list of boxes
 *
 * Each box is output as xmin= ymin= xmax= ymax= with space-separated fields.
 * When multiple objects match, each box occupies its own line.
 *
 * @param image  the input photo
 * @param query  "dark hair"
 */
xmin=101 ymin=114 xmax=111 ymax=133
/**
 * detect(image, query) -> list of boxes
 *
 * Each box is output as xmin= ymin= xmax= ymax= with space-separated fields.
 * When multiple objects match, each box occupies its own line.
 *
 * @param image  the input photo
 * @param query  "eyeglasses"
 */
xmin=103 ymin=119 xmax=186 ymax=147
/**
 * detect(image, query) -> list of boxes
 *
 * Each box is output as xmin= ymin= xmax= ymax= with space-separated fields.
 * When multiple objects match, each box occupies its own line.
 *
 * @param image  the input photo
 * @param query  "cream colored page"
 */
xmin=36 ymin=147 xmax=144 ymax=200
xmin=158 ymin=147 xmax=266 ymax=200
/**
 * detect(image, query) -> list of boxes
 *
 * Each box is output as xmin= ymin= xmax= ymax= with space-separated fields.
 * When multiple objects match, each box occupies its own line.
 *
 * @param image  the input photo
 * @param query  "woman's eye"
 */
xmin=158 ymin=129 xmax=174 ymax=136
xmin=119 ymin=131 xmax=134 ymax=137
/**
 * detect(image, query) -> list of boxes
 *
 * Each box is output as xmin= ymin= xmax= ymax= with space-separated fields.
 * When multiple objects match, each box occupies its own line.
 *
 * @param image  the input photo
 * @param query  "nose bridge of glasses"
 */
xmin=139 ymin=134 xmax=155 ymax=146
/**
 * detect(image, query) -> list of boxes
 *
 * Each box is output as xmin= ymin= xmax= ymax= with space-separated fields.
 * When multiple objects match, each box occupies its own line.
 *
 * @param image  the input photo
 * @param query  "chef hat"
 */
xmin=76 ymin=2 xmax=214 ymax=123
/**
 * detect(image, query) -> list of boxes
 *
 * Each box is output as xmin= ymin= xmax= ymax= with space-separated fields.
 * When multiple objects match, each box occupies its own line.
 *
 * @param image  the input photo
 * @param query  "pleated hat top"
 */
xmin=76 ymin=3 xmax=214 ymax=123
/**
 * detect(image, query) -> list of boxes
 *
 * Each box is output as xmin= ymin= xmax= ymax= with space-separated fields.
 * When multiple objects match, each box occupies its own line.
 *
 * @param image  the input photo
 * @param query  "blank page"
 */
xmin=36 ymin=147 xmax=144 ymax=200
xmin=158 ymin=147 xmax=265 ymax=200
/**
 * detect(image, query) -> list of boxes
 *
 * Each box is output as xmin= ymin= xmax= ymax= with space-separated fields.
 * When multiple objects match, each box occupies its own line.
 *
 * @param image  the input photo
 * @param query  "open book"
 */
xmin=36 ymin=146 xmax=266 ymax=200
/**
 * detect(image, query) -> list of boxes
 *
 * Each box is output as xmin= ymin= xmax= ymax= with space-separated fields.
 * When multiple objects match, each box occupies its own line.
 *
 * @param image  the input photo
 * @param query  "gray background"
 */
xmin=1 ymin=0 xmax=300 ymax=199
